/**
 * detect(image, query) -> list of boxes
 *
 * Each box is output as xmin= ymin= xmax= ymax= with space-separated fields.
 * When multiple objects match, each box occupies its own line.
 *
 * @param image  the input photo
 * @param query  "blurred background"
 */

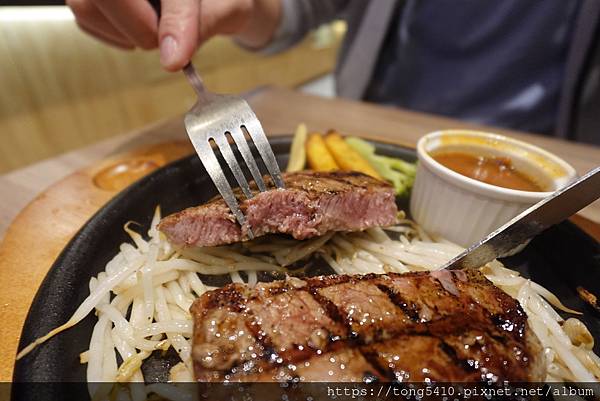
xmin=0 ymin=4 xmax=345 ymax=174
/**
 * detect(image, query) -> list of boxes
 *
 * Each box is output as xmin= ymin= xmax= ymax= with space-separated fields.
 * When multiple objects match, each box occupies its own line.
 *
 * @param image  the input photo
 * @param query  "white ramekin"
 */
xmin=410 ymin=130 xmax=577 ymax=247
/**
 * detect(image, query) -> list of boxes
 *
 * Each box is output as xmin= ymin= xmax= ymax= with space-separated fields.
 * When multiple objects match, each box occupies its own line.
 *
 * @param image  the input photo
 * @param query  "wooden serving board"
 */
xmin=1 ymin=87 xmax=599 ymax=382
xmin=0 ymin=140 xmax=195 ymax=382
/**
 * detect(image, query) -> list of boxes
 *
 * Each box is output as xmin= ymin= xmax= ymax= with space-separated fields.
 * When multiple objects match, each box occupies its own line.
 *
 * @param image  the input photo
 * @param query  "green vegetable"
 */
xmin=345 ymin=137 xmax=417 ymax=196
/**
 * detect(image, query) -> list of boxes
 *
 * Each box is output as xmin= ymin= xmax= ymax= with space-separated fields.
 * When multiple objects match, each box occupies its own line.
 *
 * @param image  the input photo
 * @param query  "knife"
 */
xmin=443 ymin=166 xmax=600 ymax=270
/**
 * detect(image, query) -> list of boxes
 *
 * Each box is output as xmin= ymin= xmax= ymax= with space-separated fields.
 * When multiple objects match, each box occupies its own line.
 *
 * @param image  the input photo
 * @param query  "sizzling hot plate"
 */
xmin=12 ymin=136 xmax=600 ymax=400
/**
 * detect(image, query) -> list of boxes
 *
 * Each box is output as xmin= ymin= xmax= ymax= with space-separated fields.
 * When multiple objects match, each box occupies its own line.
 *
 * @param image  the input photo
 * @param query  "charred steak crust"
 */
xmin=158 ymin=171 xmax=398 ymax=247
xmin=190 ymin=271 xmax=545 ymax=383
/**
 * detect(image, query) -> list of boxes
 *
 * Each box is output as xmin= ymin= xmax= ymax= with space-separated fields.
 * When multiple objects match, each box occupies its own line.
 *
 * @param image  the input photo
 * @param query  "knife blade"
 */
xmin=443 ymin=166 xmax=600 ymax=270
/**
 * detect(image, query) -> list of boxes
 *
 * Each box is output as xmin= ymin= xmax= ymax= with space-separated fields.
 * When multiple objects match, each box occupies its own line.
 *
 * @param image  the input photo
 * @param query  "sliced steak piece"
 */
xmin=244 ymin=279 xmax=347 ymax=361
xmin=316 ymin=280 xmax=412 ymax=343
xmin=158 ymin=171 xmax=398 ymax=247
xmin=372 ymin=270 xmax=529 ymax=340
xmin=190 ymin=270 xmax=545 ymax=383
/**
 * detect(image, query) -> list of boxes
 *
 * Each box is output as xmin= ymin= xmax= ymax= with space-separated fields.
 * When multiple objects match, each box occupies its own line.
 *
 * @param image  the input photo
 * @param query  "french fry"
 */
xmin=286 ymin=123 xmax=307 ymax=172
xmin=306 ymin=133 xmax=339 ymax=171
xmin=324 ymin=131 xmax=381 ymax=178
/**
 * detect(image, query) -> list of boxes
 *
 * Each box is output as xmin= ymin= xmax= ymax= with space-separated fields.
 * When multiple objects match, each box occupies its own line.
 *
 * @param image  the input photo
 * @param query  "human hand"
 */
xmin=67 ymin=0 xmax=281 ymax=71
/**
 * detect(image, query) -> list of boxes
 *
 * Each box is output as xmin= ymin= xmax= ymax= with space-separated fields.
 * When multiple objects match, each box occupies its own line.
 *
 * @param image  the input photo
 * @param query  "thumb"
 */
xmin=159 ymin=0 xmax=200 ymax=71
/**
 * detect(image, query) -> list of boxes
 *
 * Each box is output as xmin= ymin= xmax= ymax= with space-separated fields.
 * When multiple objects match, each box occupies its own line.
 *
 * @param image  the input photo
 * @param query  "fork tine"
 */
xmin=243 ymin=118 xmax=285 ymax=189
xmin=192 ymin=138 xmax=254 ymax=239
xmin=212 ymin=134 xmax=254 ymax=199
xmin=228 ymin=127 xmax=267 ymax=192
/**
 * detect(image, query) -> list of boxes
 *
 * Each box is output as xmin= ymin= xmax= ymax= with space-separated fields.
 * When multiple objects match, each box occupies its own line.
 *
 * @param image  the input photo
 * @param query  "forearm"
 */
xmin=235 ymin=0 xmax=283 ymax=49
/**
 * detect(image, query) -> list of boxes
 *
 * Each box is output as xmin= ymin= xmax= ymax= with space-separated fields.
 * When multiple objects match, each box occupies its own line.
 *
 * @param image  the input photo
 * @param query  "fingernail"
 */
xmin=160 ymin=35 xmax=178 ymax=67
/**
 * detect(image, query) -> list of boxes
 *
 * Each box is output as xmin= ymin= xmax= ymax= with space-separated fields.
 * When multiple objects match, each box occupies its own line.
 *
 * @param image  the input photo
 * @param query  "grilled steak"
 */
xmin=190 ymin=270 xmax=545 ymax=382
xmin=158 ymin=171 xmax=397 ymax=247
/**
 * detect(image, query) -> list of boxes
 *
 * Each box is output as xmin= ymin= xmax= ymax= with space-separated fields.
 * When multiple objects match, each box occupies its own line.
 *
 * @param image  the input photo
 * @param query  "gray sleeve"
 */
xmin=245 ymin=0 xmax=349 ymax=55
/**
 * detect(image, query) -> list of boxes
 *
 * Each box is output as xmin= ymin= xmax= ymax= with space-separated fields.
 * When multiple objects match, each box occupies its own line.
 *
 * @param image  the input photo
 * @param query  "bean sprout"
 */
xmin=15 ymin=207 xmax=599 ymax=400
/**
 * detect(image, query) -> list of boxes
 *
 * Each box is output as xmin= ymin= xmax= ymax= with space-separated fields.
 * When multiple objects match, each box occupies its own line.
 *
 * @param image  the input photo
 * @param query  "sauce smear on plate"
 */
xmin=432 ymin=152 xmax=544 ymax=191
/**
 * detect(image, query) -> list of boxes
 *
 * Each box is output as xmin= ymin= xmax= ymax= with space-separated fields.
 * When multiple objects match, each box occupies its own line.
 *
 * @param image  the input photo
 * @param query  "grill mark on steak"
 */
xmin=243 ymin=318 xmax=276 ymax=360
xmin=358 ymin=347 xmax=398 ymax=381
xmin=376 ymin=283 xmax=420 ymax=322
xmin=317 ymin=280 xmax=412 ymax=344
xmin=158 ymin=171 xmax=398 ymax=247
xmin=438 ymin=339 xmax=479 ymax=374
xmin=377 ymin=270 xmax=530 ymax=343
xmin=454 ymin=275 xmax=529 ymax=342
xmin=226 ymin=348 xmax=385 ymax=382
xmin=306 ymin=288 xmax=353 ymax=341
xmin=363 ymin=335 xmax=482 ymax=382
xmin=243 ymin=280 xmax=348 ymax=366
xmin=191 ymin=271 xmax=545 ymax=382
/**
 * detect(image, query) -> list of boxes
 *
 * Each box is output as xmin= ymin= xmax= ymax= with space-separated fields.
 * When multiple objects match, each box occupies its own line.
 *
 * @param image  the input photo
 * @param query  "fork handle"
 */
xmin=183 ymin=63 xmax=211 ymax=101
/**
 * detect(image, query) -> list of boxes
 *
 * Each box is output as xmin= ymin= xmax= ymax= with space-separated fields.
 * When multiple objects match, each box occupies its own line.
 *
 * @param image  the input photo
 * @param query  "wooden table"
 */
xmin=0 ymin=86 xmax=599 ymax=382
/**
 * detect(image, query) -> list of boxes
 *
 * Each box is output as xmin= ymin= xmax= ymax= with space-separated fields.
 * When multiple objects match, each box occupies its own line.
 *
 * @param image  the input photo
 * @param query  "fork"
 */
xmin=182 ymin=63 xmax=285 ymax=239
